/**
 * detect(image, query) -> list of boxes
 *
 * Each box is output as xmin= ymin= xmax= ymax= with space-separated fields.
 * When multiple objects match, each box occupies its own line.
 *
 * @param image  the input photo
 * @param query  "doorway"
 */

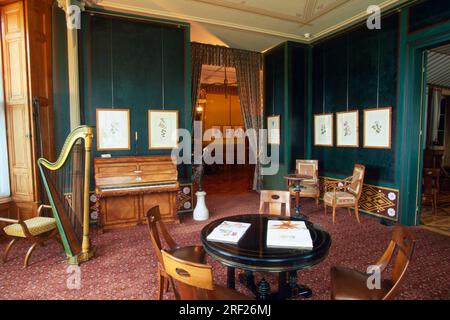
xmin=195 ymin=64 xmax=253 ymax=195
xmin=419 ymin=43 xmax=450 ymax=236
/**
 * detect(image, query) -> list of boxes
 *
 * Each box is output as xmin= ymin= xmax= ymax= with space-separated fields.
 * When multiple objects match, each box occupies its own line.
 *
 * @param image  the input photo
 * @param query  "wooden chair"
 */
xmin=422 ymin=168 xmax=440 ymax=215
xmin=161 ymin=249 xmax=253 ymax=300
xmin=291 ymin=160 xmax=320 ymax=206
xmin=0 ymin=205 xmax=59 ymax=268
xmin=324 ymin=164 xmax=365 ymax=224
xmin=330 ymin=226 xmax=416 ymax=300
xmin=146 ymin=205 xmax=205 ymax=300
xmin=259 ymin=190 xmax=291 ymax=216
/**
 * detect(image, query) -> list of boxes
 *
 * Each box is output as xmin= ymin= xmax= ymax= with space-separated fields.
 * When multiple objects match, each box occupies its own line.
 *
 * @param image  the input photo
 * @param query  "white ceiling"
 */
xmin=91 ymin=0 xmax=410 ymax=52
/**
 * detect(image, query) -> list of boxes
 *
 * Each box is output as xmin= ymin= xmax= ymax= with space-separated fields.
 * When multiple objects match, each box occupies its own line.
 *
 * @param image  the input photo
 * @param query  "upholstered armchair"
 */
xmin=289 ymin=160 xmax=320 ymax=206
xmin=323 ymin=164 xmax=366 ymax=224
xmin=0 ymin=205 xmax=59 ymax=268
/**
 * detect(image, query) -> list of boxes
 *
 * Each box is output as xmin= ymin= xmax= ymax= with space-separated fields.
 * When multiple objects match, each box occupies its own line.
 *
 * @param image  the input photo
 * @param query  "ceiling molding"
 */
xmin=98 ymin=1 xmax=308 ymax=42
xmin=311 ymin=0 xmax=403 ymax=41
xmin=191 ymin=0 xmax=311 ymax=25
xmin=94 ymin=0 xmax=405 ymax=47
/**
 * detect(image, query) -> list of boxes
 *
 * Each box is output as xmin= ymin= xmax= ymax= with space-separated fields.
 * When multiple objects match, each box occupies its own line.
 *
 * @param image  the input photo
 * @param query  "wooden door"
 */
xmin=25 ymin=0 xmax=55 ymax=163
xmin=1 ymin=1 xmax=34 ymax=204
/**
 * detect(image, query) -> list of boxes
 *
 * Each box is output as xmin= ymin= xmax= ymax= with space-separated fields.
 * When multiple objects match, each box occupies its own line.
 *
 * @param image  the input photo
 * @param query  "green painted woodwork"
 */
xmin=408 ymin=0 xmax=450 ymax=33
xmin=397 ymin=5 xmax=450 ymax=226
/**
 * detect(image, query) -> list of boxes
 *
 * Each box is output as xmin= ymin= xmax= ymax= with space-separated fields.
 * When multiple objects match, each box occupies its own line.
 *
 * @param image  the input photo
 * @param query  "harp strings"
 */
xmin=46 ymin=138 xmax=86 ymax=240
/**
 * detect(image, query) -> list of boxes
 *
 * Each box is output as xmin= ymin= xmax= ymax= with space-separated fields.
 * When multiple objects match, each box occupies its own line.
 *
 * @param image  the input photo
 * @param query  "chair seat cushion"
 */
xmin=168 ymin=245 xmax=206 ymax=264
xmin=3 ymin=217 xmax=56 ymax=238
xmin=214 ymin=285 xmax=254 ymax=300
xmin=324 ymin=191 xmax=356 ymax=205
xmin=330 ymin=266 xmax=392 ymax=300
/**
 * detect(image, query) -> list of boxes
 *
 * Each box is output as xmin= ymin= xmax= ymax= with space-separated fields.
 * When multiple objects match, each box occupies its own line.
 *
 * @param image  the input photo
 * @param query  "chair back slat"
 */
xmin=162 ymin=250 xmax=215 ymax=300
xmin=382 ymin=226 xmax=416 ymax=300
xmin=146 ymin=206 xmax=178 ymax=266
xmin=347 ymin=164 xmax=365 ymax=198
xmin=259 ymin=190 xmax=291 ymax=216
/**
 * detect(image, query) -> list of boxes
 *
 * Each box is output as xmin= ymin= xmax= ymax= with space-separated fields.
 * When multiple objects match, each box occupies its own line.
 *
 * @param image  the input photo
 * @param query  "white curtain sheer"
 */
xmin=0 ymin=71 xmax=10 ymax=198
xmin=431 ymin=88 xmax=442 ymax=144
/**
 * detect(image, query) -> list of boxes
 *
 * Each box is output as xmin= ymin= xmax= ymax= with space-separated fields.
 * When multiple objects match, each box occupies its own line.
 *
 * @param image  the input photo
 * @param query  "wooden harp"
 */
xmin=38 ymin=126 xmax=95 ymax=264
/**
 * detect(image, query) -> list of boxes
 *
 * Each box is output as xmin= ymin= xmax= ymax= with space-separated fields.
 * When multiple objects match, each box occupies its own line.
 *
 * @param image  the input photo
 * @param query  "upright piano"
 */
xmin=94 ymin=155 xmax=180 ymax=230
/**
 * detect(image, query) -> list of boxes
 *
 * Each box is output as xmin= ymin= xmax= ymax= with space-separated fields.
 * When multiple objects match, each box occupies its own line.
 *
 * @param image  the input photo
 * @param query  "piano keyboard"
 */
xmin=100 ymin=183 xmax=178 ymax=192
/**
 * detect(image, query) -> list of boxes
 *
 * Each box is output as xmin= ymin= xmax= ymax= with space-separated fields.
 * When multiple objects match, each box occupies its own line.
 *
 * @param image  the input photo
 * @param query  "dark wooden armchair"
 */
xmin=146 ymin=205 xmax=205 ymax=300
xmin=422 ymin=168 xmax=440 ymax=215
xmin=0 ymin=205 xmax=59 ymax=268
xmin=330 ymin=226 xmax=416 ymax=300
xmin=162 ymin=249 xmax=252 ymax=300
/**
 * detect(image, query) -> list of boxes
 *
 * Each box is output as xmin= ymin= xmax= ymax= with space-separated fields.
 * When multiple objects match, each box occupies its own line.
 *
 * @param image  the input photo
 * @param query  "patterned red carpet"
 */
xmin=0 ymin=191 xmax=449 ymax=300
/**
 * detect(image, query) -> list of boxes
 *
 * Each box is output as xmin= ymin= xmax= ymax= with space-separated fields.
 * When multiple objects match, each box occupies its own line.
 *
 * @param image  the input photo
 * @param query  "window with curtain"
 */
xmin=0 ymin=60 xmax=11 ymax=198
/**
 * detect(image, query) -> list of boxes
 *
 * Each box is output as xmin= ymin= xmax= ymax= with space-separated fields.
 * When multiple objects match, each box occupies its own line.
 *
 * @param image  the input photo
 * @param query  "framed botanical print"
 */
xmin=148 ymin=110 xmax=179 ymax=149
xmin=267 ymin=115 xmax=280 ymax=145
xmin=336 ymin=110 xmax=359 ymax=147
xmin=363 ymin=107 xmax=392 ymax=149
xmin=96 ymin=108 xmax=130 ymax=151
xmin=314 ymin=114 xmax=334 ymax=146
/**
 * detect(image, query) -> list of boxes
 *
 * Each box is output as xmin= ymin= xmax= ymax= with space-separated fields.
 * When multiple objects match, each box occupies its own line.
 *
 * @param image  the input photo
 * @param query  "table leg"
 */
xmin=277 ymin=272 xmax=290 ymax=300
xmin=256 ymin=278 xmax=271 ymax=300
xmin=239 ymin=271 xmax=257 ymax=295
xmin=288 ymin=271 xmax=313 ymax=299
xmin=227 ymin=267 xmax=235 ymax=289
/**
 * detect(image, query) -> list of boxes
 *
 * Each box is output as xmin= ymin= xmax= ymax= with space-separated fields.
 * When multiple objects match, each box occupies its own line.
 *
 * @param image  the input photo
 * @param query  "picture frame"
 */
xmin=363 ymin=107 xmax=392 ymax=149
xmin=314 ymin=113 xmax=334 ymax=146
xmin=267 ymin=115 xmax=280 ymax=145
xmin=336 ymin=110 xmax=359 ymax=147
xmin=96 ymin=108 xmax=131 ymax=151
xmin=148 ymin=110 xmax=179 ymax=150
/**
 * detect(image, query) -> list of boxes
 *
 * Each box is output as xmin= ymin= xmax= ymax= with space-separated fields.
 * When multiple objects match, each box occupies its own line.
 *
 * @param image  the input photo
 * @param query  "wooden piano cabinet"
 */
xmin=94 ymin=156 xmax=180 ymax=230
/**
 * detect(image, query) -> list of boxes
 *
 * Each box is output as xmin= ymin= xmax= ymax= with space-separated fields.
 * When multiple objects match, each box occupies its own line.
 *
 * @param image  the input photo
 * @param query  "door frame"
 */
xmin=398 ymin=10 xmax=450 ymax=226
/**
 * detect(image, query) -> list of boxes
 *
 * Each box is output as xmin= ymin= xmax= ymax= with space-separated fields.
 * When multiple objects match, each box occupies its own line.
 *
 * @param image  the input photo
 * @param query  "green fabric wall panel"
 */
xmin=52 ymin=4 xmax=71 ymax=155
xmin=263 ymin=45 xmax=286 ymax=189
xmin=53 ymin=11 xmax=189 ymax=187
xmin=311 ymin=14 xmax=399 ymax=186
xmin=289 ymin=43 xmax=307 ymax=170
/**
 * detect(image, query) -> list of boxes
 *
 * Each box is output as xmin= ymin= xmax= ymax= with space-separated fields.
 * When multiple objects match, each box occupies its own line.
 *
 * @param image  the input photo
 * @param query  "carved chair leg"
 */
xmin=315 ymin=197 xmax=319 ymax=207
xmin=355 ymin=205 xmax=361 ymax=223
xmin=157 ymin=269 xmax=164 ymax=300
xmin=3 ymin=238 xmax=17 ymax=263
xmin=332 ymin=207 xmax=336 ymax=224
xmin=24 ymin=241 xmax=40 ymax=268
xmin=347 ymin=208 xmax=351 ymax=216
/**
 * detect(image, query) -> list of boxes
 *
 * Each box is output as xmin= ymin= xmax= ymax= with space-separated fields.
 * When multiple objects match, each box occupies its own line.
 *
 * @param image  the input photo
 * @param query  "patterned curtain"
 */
xmin=190 ymin=43 xmax=263 ymax=190
xmin=234 ymin=51 xmax=263 ymax=190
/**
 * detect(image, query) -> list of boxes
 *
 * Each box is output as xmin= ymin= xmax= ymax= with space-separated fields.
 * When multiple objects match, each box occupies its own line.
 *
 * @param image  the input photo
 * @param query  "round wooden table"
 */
xmin=201 ymin=214 xmax=331 ymax=300
xmin=284 ymin=174 xmax=312 ymax=220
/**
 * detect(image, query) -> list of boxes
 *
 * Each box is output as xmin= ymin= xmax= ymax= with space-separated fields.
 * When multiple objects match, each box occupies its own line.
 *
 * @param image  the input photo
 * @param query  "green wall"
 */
xmin=263 ymin=0 xmax=450 ymax=225
xmin=263 ymin=42 xmax=308 ymax=190
xmin=310 ymin=13 xmax=399 ymax=186
xmin=52 ymin=7 xmax=191 ymax=184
